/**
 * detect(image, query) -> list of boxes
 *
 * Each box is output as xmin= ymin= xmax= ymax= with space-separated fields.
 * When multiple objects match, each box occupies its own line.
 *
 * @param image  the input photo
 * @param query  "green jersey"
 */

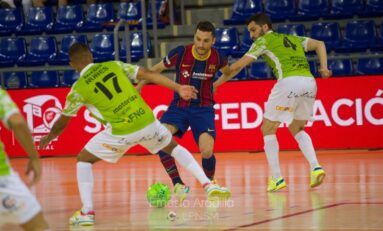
xmin=0 ymin=89 xmax=20 ymax=176
xmin=62 ymin=61 xmax=155 ymax=135
xmin=246 ymin=31 xmax=313 ymax=79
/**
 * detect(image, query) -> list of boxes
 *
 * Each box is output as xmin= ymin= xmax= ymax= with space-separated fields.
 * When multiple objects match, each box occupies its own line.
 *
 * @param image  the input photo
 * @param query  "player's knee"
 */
xmin=288 ymin=124 xmax=304 ymax=136
xmin=261 ymin=122 xmax=277 ymax=135
xmin=162 ymin=139 xmax=178 ymax=155
xmin=200 ymin=148 xmax=213 ymax=158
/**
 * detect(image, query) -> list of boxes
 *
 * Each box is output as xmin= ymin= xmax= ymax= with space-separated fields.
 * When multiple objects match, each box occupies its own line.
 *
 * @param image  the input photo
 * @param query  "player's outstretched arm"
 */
xmin=8 ymin=113 xmax=42 ymax=186
xmin=136 ymin=67 xmax=198 ymax=100
xmin=39 ymin=115 xmax=71 ymax=149
xmin=213 ymin=55 xmax=254 ymax=89
xmin=306 ymin=38 xmax=332 ymax=78
xmin=136 ymin=61 xmax=169 ymax=93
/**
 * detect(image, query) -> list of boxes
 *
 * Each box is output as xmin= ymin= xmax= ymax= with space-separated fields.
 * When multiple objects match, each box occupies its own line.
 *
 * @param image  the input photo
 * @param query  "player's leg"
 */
xmin=198 ymin=133 xmax=215 ymax=180
xmin=20 ymin=212 xmax=50 ymax=231
xmin=261 ymin=118 xmax=286 ymax=192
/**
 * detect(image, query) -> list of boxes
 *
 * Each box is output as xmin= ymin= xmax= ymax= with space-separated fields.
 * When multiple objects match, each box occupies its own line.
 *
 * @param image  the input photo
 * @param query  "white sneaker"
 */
xmin=69 ymin=209 xmax=95 ymax=226
xmin=204 ymin=182 xmax=231 ymax=201
xmin=174 ymin=183 xmax=190 ymax=203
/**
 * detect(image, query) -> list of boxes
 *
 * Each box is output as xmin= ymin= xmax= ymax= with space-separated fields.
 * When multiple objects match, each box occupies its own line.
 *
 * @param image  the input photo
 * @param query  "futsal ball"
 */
xmin=146 ymin=183 xmax=171 ymax=208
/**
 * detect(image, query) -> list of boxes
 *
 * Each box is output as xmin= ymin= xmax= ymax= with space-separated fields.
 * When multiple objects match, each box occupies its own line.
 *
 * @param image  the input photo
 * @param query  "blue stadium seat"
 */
xmin=277 ymin=24 xmax=305 ymax=36
xmin=356 ymin=58 xmax=383 ymax=75
xmin=0 ymin=8 xmax=23 ymax=35
xmin=90 ymin=33 xmax=114 ymax=62
xmin=232 ymin=27 xmax=253 ymax=57
xmin=223 ymin=0 xmax=263 ymax=25
xmin=79 ymin=3 xmax=115 ymax=32
xmin=50 ymin=5 xmax=84 ymax=33
xmin=213 ymin=27 xmax=240 ymax=56
xmin=249 ymin=62 xmax=272 ymax=80
xmin=378 ymin=21 xmax=383 ymax=50
xmin=18 ymin=7 xmax=54 ymax=35
xmin=118 ymin=1 xmax=141 ymax=23
xmin=361 ymin=0 xmax=383 ymax=16
xmin=328 ymin=59 xmax=353 ymax=76
xmin=339 ymin=20 xmax=377 ymax=52
xmin=326 ymin=0 xmax=364 ymax=18
xmin=293 ymin=0 xmax=329 ymax=20
xmin=18 ymin=36 xmax=57 ymax=66
xmin=309 ymin=61 xmax=318 ymax=77
xmin=62 ymin=70 xmax=80 ymax=87
xmin=232 ymin=68 xmax=248 ymax=80
xmin=0 ymin=37 xmax=26 ymax=67
xmin=30 ymin=71 xmax=59 ymax=88
xmin=49 ymin=34 xmax=88 ymax=65
xmin=145 ymin=0 xmax=166 ymax=29
xmin=2 ymin=72 xmax=27 ymax=89
xmin=264 ymin=0 xmax=296 ymax=22
xmin=120 ymin=32 xmax=152 ymax=62
xmin=311 ymin=22 xmax=341 ymax=50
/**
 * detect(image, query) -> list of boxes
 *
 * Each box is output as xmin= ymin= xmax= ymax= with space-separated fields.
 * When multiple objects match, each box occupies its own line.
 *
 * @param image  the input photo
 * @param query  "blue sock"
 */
xmin=158 ymin=150 xmax=184 ymax=186
xmin=202 ymin=154 xmax=216 ymax=180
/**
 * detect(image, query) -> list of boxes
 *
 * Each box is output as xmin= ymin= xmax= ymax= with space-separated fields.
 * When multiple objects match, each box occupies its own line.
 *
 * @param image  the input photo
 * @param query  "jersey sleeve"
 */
xmin=116 ymin=61 xmax=139 ymax=82
xmin=0 ymin=89 xmax=20 ymax=127
xmin=218 ymin=50 xmax=228 ymax=69
xmin=245 ymin=37 xmax=267 ymax=60
xmin=295 ymin=35 xmax=309 ymax=52
xmin=163 ymin=46 xmax=183 ymax=68
xmin=61 ymin=87 xmax=86 ymax=117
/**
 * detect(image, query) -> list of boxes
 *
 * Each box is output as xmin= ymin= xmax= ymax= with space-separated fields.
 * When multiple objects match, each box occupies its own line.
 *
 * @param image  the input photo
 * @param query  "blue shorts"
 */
xmin=160 ymin=105 xmax=216 ymax=144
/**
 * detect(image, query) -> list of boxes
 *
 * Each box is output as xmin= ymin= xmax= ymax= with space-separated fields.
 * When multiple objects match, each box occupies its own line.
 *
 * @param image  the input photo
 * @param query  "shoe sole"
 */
xmin=69 ymin=221 xmax=95 ymax=226
xmin=268 ymin=184 xmax=286 ymax=192
xmin=311 ymin=172 xmax=326 ymax=188
xmin=208 ymin=190 xmax=231 ymax=201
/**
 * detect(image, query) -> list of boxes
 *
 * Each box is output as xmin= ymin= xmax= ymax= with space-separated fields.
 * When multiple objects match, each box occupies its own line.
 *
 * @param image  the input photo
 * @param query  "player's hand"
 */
xmin=178 ymin=85 xmax=198 ymax=100
xmin=26 ymin=157 xmax=42 ymax=187
xmin=39 ymin=135 xmax=51 ymax=149
xmin=319 ymin=68 xmax=332 ymax=79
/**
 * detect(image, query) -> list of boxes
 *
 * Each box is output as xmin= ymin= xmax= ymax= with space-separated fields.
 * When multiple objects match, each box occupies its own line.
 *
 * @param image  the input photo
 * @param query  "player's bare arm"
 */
xmin=136 ymin=61 xmax=168 ymax=92
xmin=306 ymin=38 xmax=332 ymax=78
xmin=8 ymin=113 xmax=42 ymax=186
xmin=136 ymin=67 xmax=198 ymax=100
xmin=39 ymin=115 xmax=71 ymax=149
xmin=213 ymin=55 xmax=254 ymax=89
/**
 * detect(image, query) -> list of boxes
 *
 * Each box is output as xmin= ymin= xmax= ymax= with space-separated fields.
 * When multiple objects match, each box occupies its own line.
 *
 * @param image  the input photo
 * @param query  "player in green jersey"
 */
xmin=39 ymin=43 xmax=231 ymax=226
xmin=0 ymin=89 xmax=50 ymax=231
xmin=214 ymin=13 xmax=332 ymax=192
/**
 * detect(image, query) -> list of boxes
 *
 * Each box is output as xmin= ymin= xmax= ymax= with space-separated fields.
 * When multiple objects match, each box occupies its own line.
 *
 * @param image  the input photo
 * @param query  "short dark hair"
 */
xmin=68 ymin=43 xmax=91 ymax=60
xmin=195 ymin=21 xmax=215 ymax=37
xmin=246 ymin=13 xmax=272 ymax=29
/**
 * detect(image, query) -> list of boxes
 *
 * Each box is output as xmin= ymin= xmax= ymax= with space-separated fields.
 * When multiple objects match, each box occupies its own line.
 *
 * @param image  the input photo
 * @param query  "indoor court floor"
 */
xmin=2 ymin=149 xmax=383 ymax=230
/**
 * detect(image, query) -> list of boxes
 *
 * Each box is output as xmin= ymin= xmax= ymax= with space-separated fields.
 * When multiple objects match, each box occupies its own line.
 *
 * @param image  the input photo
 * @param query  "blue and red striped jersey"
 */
xmin=163 ymin=44 xmax=228 ymax=107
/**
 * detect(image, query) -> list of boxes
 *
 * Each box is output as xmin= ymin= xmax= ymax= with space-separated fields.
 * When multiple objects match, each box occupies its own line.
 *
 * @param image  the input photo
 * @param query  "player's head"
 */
xmin=193 ymin=21 xmax=216 ymax=56
xmin=69 ymin=43 xmax=93 ymax=71
xmin=246 ymin=13 xmax=272 ymax=40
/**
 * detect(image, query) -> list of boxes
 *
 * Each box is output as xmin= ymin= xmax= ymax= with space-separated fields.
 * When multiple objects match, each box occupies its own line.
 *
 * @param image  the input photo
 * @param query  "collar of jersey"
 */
xmin=80 ymin=63 xmax=95 ymax=76
xmin=192 ymin=45 xmax=211 ymax=61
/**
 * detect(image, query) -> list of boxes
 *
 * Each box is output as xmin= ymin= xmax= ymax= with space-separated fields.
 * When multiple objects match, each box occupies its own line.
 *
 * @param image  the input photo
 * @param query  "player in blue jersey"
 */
xmin=137 ymin=21 xmax=231 ymax=202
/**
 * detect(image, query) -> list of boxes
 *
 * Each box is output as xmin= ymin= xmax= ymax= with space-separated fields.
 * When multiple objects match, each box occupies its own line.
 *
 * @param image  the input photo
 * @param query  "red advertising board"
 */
xmin=1 ymin=76 xmax=382 ymax=157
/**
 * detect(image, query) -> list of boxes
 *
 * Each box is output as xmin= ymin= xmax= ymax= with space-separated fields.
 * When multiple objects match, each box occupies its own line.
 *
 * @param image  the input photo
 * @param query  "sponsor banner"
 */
xmin=1 ymin=75 xmax=382 ymax=157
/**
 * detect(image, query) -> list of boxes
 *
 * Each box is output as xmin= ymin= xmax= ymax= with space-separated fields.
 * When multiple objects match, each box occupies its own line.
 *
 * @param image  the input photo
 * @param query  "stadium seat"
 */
xmin=120 ymin=32 xmax=152 ymax=62
xmin=30 ymin=71 xmax=60 ymax=88
xmin=356 ymin=58 xmax=383 ymax=75
xmin=293 ymin=0 xmax=329 ymax=20
xmin=2 ymin=72 xmax=27 ymax=89
xmin=264 ymin=0 xmax=296 ymax=22
xmin=311 ymin=22 xmax=341 ymax=50
xmin=145 ymin=0 xmax=166 ymax=29
xmin=378 ymin=21 xmax=383 ymax=50
xmin=0 ymin=37 xmax=26 ymax=67
xmin=0 ymin=8 xmax=23 ymax=35
xmin=249 ymin=62 xmax=272 ymax=80
xmin=328 ymin=59 xmax=353 ymax=76
xmin=232 ymin=68 xmax=248 ymax=80
xmin=232 ymin=27 xmax=253 ymax=57
xmin=79 ymin=3 xmax=115 ymax=32
xmin=223 ymin=0 xmax=263 ymax=25
xmin=62 ymin=70 xmax=80 ymax=87
xmin=213 ymin=27 xmax=240 ymax=56
xmin=339 ymin=20 xmax=377 ymax=52
xmin=309 ymin=61 xmax=318 ymax=77
xmin=118 ymin=1 xmax=141 ymax=23
xmin=50 ymin=4 xmax=84 ymax=33
xmin=361 ymin=0 xmax=383 ymax=16
xmin=326 ymin=0 xmax=364 ymax=18
xmin=49 ymin=34 xmax=88 ymax=65
xmin=18 ymin=7 xmax=54 ymax=35
xmin=90 ymin=33 xmax=115 ymax=62
xmin=277 ymin=24 xmax=305 ymax=36
xmin=18 ymin=36 xmax=57 ymax=66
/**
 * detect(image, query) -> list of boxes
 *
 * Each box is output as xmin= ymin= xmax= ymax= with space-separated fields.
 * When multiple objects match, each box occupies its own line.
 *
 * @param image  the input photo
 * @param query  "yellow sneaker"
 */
xmin=310 ymin=166 xmax=326 ymax=188
xmin=205 ymin=182 xmax=231 ymax=201
xmin=174 ymin=183 xmax=190 ymax=203
xmin=267 ymin=177 xmax=286 ymax=192
xmin=69 ymin=209 xmax=95 ymax=226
